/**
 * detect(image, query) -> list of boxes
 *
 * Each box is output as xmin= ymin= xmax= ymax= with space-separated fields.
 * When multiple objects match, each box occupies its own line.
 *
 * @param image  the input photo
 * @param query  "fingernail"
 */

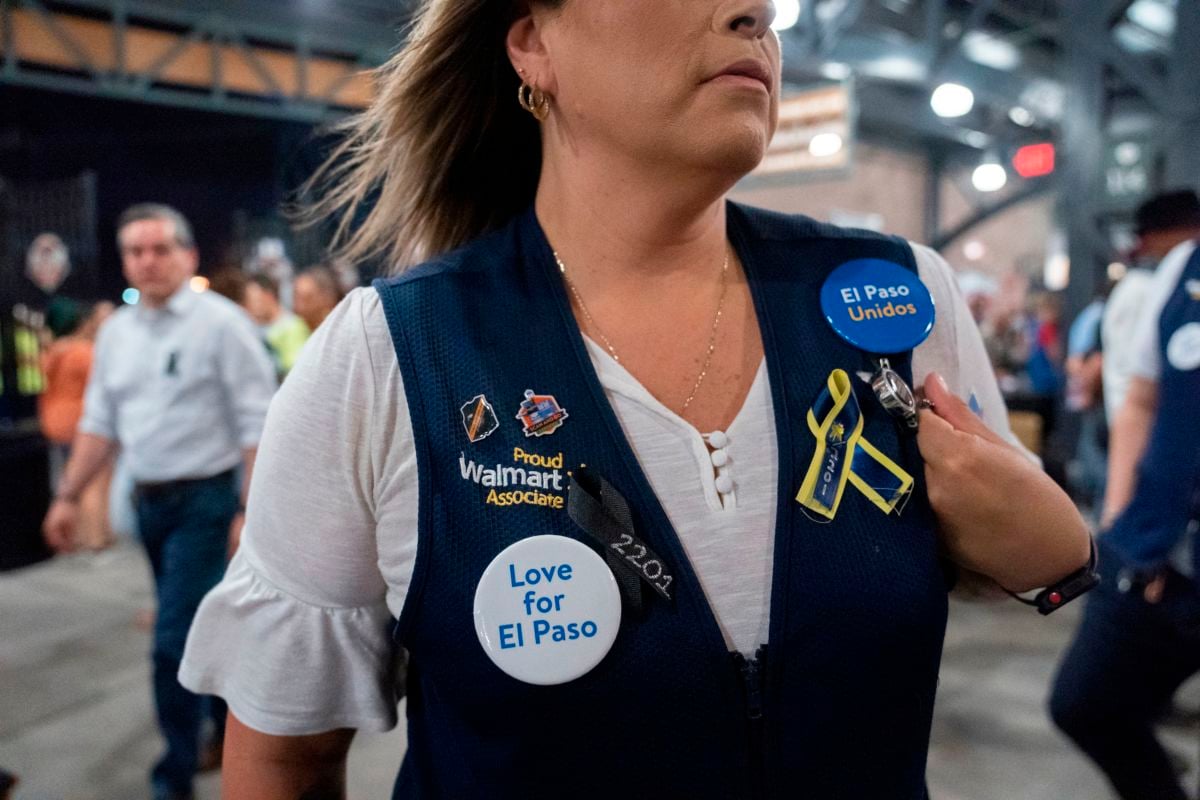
xmin=933 ymin=372 xmax=949 ymax=393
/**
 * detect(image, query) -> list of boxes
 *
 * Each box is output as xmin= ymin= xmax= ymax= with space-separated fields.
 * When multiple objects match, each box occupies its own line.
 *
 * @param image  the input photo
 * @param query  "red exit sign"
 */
xmin=1013 ymin=143 xmax=1056 ymax=178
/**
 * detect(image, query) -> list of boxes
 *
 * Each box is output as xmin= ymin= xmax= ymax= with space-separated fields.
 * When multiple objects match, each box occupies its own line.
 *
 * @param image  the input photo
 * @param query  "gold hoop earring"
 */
xmin=518 ymin=81 xmax=551 ymax=122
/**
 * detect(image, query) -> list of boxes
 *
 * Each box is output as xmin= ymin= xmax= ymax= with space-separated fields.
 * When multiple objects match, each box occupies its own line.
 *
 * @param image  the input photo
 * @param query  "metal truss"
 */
xmin=780 ymin=0 xmax=1193 ymax=286
xmin=0 ymin=0 xmax=394 ymax=122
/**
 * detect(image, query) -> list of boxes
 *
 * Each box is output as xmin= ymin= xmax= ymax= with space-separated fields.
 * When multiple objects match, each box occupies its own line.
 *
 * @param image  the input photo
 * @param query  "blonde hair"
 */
xmin=300 ymin=0 xmax=562 ymax=274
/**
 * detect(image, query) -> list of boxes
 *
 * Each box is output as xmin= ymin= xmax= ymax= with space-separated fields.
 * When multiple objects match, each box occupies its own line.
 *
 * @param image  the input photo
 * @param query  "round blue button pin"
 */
xmin=819 ymin=259 xmax=935 ymax=354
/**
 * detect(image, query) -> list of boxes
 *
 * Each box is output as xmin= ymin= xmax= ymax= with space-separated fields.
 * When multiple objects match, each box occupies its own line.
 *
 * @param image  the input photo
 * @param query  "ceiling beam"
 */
xmin=0 ymin=5 xmax=377 ymax=122
xmin=46 ymin=0 xmax=395 ymax=62
xmin=1101 ymin=0 xmax=1135 ymax=28
xmin=930 ymin=0 xmax=1002 ymax=75
xmin=1103 ymin=44 xmax=1172 ymax=112
xmin=932 ymin=176 xmax=1055 ymax=251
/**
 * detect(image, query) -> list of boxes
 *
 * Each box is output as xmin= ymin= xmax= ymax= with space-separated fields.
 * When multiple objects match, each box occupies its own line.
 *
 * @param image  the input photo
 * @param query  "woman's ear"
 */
xmin=506 ymin=8 xmax=558 ymax=95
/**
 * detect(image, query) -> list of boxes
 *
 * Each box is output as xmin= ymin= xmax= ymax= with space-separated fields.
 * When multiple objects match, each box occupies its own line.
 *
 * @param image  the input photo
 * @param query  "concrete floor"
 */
xmin=1 ymin=543 xmax=1194 ymax=799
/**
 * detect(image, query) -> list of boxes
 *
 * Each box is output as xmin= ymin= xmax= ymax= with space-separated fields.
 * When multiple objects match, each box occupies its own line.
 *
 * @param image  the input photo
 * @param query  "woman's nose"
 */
xmin=719 ymin=1 xmax=776 ymax=39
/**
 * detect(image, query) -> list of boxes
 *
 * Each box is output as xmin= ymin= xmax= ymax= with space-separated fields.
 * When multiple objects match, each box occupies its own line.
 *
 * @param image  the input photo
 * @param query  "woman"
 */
xmin=180 ymin=2 xmax=1091 ymax=798
xmin=39 ymin=300 xmax=115 ymax=550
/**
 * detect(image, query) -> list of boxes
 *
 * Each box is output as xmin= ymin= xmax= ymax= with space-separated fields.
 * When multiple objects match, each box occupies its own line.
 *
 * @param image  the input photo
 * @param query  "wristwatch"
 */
xmin=1007 ymin=538 xmax=1100 ymax=615
xmin=871 ymin=358 xmax=920 ymax=431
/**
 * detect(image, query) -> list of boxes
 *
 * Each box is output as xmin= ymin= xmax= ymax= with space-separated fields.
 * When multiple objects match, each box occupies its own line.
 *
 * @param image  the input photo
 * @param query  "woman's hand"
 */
xmin=917 ymin=373 xmax=1091 ymax=593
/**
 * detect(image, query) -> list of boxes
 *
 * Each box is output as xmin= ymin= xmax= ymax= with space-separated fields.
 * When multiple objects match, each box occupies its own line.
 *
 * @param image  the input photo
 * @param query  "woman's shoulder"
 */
xmin=283 ymin=287 xmax=395 ymax=398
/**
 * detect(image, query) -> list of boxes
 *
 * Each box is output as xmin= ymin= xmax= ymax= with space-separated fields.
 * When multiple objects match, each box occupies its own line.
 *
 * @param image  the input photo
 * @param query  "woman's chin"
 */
xmin=690 ymin=133 xmax=770 ymax=181
xmin=708 ymin=114 xmax=772 ymax=163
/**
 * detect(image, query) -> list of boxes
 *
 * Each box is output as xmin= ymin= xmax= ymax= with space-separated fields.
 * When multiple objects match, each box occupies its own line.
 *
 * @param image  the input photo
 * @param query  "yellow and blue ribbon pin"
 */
xmin=796 ymin=369 xmax=914 ymax=520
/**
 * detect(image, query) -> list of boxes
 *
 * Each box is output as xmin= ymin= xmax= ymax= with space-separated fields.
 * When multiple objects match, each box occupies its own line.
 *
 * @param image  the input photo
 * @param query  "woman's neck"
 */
xmin=534 ymin=143 xmax=736 ymax=286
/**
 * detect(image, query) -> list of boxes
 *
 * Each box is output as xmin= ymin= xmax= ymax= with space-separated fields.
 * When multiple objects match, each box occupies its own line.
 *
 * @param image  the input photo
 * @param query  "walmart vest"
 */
xmin=1105 ymin=244 xmax=1200 ymax=572
xmin=375 ymin=204 xmax=949 ymax=799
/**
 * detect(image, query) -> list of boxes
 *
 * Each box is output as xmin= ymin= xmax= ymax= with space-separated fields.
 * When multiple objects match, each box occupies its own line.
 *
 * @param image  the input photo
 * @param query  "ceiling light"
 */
xmin=963 ymin=130 xmax=991 ymax=149
xmin=962 ymin=31 xmax=1021 ymax=71
xmin=972 ymin=162 xmax=1008 ymax=193
xmin=772 ymin=0 xmax=801 ymax=31
xmin=1115 ymin=142 xmax=1143 ymax=166
xmin=1019 ymin=80 xmax=1066 ymax=121
xmin=931 ymin=83 xmax=975 ymax=118
xmin=863 ymin=55 xmax=926 ymax=82
xmin=808 ymin=133 xmax=844 ymax=158
xmin=1127 ymin=0 xmax=1176 ymax=37
xmin=1008 ymin=106 xmax=1035 ymax=127
xmin=820 ymin=62 xmax=852 ymax=81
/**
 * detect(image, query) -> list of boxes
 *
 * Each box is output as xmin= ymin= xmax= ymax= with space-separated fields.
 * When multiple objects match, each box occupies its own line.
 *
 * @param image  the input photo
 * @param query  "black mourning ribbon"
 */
xmin=567 ymin=468 xmax=675 ymax=614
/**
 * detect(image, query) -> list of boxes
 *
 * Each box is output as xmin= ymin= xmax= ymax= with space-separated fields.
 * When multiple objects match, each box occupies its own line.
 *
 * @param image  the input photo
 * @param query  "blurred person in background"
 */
xmin=18 ymin=234 xmax=85 ymax=346
xmin=979 ymin=271 xmax=1032 ymax=394
xmin=1020 ymin=292 xmax=1066 ymax=481
xmin=330 ymin=259 xmax=363 ymax=295
xmin=1103 ymin=190 xmax=1200 ymax=425
xmin=40 ymin=203 xmax=277 ymax=800
xmin=292 ymin=265 xmax=343 ymax=332
xmin=1064 ymin=286 xmax=1108 ymax=514
xmin=38 ymin=299 xmax=115 ymax=549
xmin=246 ymin=238 xmax=295 ymax=311
xmin=207 ymin=267 xmax=249 ymax=307
xmin=243 ymin=274 xmax=310 ymax=379
xmin=25 ymin=232 xmax=71 ymax=297
xmin=1051 ymin=232 xmax=1200 ymax=800
xmin=1026 ymin=292 xmax=1063 ymax=398
xmin=956 ymin=271 xmax=997 ymax=326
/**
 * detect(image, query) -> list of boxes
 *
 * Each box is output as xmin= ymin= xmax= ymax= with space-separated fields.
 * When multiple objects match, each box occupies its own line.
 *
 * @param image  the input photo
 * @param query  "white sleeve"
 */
xmin=180 ymin=287 xmax=416 ymax=735
xmin=77 ymin=316 xmax=118 ymax=440
xmin=1101 ymin=271 xmax=1153 ymax=420
xmin=1129 ymin=240 xmax=1197 ymax=382
xmin=215 ymin=309 xmax=278 ymax=449
xmin=910 ymin=244 xmax=1026 ymax=452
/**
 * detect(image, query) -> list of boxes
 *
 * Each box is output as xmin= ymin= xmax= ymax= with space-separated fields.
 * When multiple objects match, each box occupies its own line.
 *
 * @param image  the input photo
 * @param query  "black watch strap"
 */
xmin=1007 ymin=538 xmax=1100 ymax=615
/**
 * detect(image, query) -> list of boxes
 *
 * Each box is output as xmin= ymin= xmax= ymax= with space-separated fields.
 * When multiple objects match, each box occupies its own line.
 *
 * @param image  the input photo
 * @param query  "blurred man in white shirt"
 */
xmin=42 ymin=204 xmax=276 ymax=800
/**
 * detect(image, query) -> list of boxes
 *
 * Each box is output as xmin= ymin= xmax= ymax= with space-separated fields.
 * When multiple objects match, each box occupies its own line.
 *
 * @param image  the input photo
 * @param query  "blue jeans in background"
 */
xmin=135 ymin=469 xmax=236 ymax=797
xmin=1049 ymin=540 xmax=1200 ymax=800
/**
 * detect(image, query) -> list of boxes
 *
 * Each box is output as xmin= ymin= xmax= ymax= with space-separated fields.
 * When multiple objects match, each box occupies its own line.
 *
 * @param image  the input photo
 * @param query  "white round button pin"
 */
xmin=473 ymin=535 xmax=621 ymax=686
xmin=1167 ymin=322 xmax=1200 ymax=372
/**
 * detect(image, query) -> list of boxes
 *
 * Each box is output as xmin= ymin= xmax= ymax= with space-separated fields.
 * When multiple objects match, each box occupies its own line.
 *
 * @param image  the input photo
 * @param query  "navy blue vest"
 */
xmin=1105 ymin=244 xmax=1200 ymax=571
xmin=375 ymin=204 xmax=948 ymax=799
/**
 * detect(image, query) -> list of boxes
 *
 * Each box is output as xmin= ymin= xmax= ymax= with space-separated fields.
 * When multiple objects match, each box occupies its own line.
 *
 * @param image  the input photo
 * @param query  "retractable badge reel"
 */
xmin=819 ymin=259 xmax=936 ymax=430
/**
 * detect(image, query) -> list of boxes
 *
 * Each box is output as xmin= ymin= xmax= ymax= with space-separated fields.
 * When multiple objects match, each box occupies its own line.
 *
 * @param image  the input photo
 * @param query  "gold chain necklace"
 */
xmin=554 ymin=249 xmax=730 ymax=414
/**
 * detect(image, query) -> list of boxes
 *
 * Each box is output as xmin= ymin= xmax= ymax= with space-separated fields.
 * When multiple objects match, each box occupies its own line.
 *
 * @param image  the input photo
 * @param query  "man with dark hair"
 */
xmin=1102 ymin=190 xmax=1200 ymax=423
xmin=42 ymin=203 xmax=277 ymax=800
xmin=292 ymin=265 xmax=344 ymax=332
xmin=243 ymin=272 xmax=310 ymax=378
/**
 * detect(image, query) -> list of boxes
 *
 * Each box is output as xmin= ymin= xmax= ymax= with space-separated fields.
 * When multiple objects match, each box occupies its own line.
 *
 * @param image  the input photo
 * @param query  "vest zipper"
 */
xmin=734 ymin=645 xmax=767 ymax=798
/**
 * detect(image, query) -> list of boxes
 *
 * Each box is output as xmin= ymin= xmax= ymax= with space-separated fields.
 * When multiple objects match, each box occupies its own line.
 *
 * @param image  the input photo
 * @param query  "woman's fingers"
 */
xmin=915 ymin=406 xmax=961 ymax=466
xmin=921 ymin=372 xmax=1008 ymax=447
